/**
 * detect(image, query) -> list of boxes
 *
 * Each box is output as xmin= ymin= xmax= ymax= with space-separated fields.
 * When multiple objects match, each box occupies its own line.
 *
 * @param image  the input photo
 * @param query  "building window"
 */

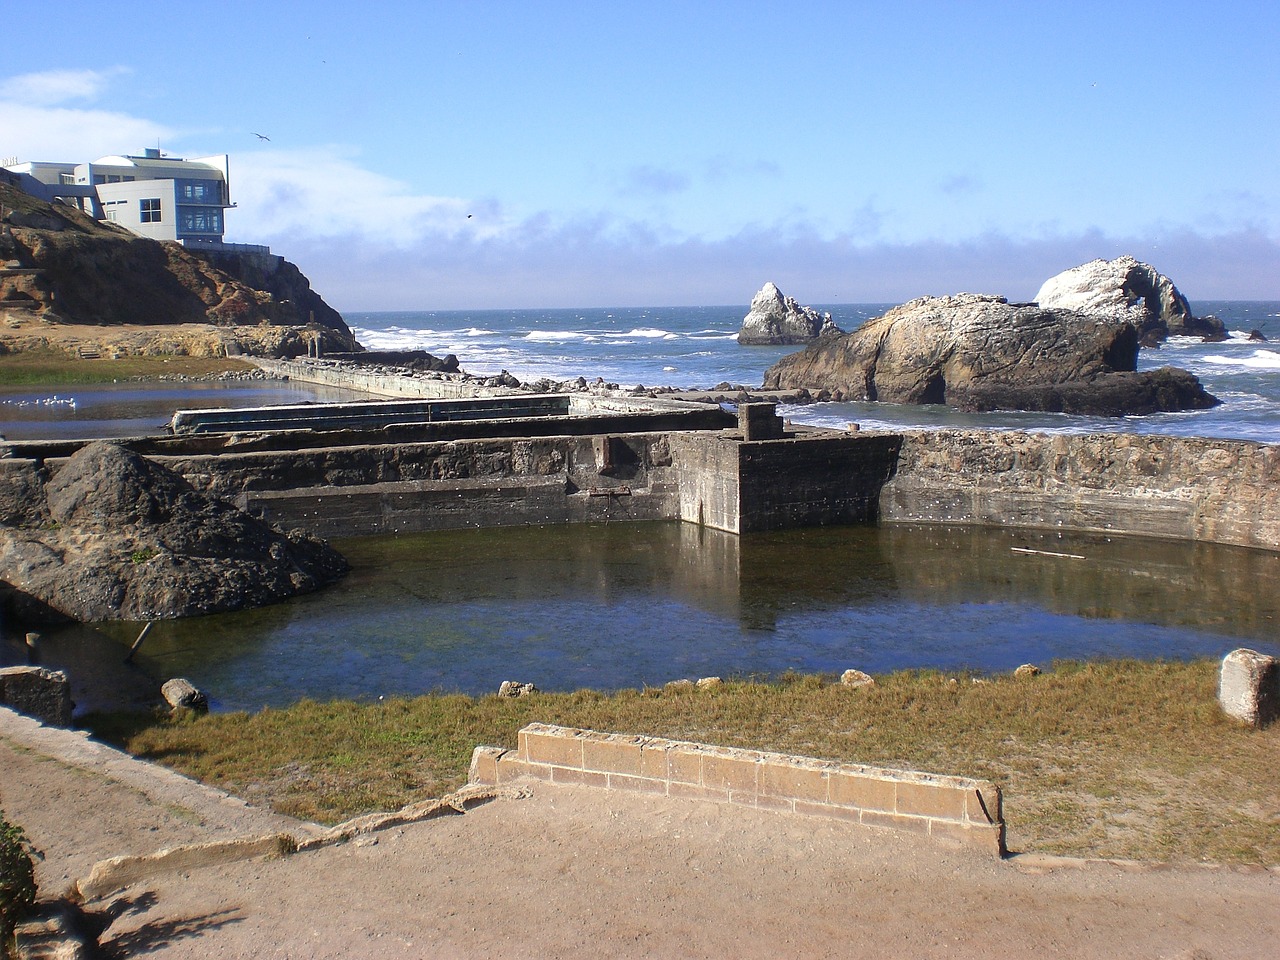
xmin=140 ymin=198 xmax=162 ymax=223
xmin=59 ymin=173 xmax=76 ymax=185
xmin=181 ymin=181 xmax=216 ymax=202
xmin=179 ymin=208 xmax=222 ymax=234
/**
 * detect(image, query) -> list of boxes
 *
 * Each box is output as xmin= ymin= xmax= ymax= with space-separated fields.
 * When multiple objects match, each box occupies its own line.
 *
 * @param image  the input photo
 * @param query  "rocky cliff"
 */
xmin=0 ymin=181 xmax=359 ymax=355
xmin=1033 ymin=255 xmax=1226 ymax=344
xmin=762 ymin=293 xmax=1218 ymax=416
xmin=738 ymin=282 xmax=841 ymax=345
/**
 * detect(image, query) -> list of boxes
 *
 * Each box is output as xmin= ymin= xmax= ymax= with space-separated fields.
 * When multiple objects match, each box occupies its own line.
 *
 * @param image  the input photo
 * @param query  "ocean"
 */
xmin=347 ymin=300 xmax=1280 ymax=443
xmin=4 ymin=301 xmax=1278 ymax=442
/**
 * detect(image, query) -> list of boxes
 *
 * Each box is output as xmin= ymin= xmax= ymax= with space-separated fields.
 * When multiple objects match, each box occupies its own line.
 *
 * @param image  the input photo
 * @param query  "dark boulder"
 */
xmin=0 ymin=441 xmax=347 ymax=623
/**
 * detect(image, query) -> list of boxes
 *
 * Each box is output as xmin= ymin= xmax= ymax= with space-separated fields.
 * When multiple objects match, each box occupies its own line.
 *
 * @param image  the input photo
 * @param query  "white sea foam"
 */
xmin=524 ymin=331 xmax=589 ymax=342
xmin=619 ymin=327 xmax=679 ymax=339
xmin=1202 ymin=350 xmax=1280 ymax=370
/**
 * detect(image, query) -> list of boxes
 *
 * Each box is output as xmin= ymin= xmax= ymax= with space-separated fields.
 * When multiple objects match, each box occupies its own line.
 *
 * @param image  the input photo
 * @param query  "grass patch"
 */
xmin=86 ymin=659 xmax=1280 ymax=864
xmin=0 ymin=347 xmax=254 ymax=385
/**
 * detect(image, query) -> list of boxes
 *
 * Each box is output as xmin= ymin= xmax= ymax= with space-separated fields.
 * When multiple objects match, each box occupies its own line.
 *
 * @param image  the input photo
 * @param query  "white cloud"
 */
xmin=227 ymin=147 xmax=506 ymax=247
xmin=0 ymin=68 xmax=127 ymax=106
xmin=0 ymin=69 xmax=168 ymax=162
xmin=0 ymin=102 xmax=171 ymax=163
xmin=279 ymin=223 xmax=1280 ymax=312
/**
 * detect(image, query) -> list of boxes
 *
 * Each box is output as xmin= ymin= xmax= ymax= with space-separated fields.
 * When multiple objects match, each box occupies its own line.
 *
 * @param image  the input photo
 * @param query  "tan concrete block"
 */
xmin=607 ymin=773 xmax=667 ymax=795
xmin=701 ymin=753 xmax=759 ymax=793
xmin=928 ymin=819 xmax=1006 ymax=858
xmin=521 ymin=730 xmax=585 ymax=769
xmin=583 ymin=737 xmax=643 ymax=776
xmin=667 ymin=747 xmax=704 ymax=785
xmin=895 ymin=781 xmax=968 ymax=821
xmin=467 ymin=746 xmax=502 ymax=784
xmin=760 ymin=760 xmax=829 ymax=803
xmin=965 ymin=782 xmax=1003 ymax=824
xmin=795 ymin=800 xmax=860 ymax=823
xmin=497 ymin=760 xmax=542 ymax=784
xmin=860 ymin=809 xmax=931 ymax=836
xmin=669 ymin=781 xmax=729 ymax=804
xmin=754 ymin=794 xmax=794 ymax=814
xmin=550 ymin=766 xmax=609 ymax=788
xmin=639 ymin=743 xmax=671 ymax=780
xmin=829 ymin=772 xmax=897 ymax=813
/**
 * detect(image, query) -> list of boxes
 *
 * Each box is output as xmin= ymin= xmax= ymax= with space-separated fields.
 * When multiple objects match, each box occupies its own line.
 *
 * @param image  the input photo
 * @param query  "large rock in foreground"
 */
xmin=1034 ymin=255 xmax=1226 ymax=344
xmin=763 ymin=293 xmax=1219 ymax=416
xmin=738 ymin=282 xmax=842 ymax=345
xmin=0 ymin=442 xmax=347 ymax=622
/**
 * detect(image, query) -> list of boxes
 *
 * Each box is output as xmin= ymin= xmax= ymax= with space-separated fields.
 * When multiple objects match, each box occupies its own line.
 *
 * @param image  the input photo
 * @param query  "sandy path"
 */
xmin=3 ymin=707 xmax=1277 ymax=959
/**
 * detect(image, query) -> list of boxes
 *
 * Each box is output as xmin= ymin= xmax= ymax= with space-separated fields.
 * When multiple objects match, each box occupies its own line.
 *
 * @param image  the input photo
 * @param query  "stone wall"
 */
xmin=880 ymin=430 xmax=1280 ymax=551
xmin=0 ymin=666 xmax=72 ymax=726
xmin=470 ymin=723 xmax=1005 ymax=857
xmin=669 ymin=432 xmax=901 ymax=534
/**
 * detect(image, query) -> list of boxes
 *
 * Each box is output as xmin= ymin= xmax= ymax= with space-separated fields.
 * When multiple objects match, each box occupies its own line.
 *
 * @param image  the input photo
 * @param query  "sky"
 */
xmin=1 ymin=0 xmax=1277 ymax=310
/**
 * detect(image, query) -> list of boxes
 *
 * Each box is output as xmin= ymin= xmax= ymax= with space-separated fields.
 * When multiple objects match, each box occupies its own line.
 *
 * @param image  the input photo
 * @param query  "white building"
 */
xmin=4 ymin=148 xmax=241 ymax=249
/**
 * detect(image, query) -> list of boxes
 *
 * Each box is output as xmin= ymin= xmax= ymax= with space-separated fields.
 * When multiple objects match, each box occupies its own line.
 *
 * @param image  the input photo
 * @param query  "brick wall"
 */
xmin=469 ymin=723 xmax=1005 ymax=857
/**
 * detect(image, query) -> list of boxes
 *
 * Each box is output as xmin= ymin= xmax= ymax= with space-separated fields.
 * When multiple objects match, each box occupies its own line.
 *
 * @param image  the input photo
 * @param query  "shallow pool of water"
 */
xmin=6 ymin=521 xmax=1278 ymax=714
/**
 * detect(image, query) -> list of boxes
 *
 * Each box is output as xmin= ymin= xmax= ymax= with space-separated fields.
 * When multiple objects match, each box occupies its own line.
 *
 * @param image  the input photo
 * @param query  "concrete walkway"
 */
xmin=3 ymin=707 xmax=1278 ymax=959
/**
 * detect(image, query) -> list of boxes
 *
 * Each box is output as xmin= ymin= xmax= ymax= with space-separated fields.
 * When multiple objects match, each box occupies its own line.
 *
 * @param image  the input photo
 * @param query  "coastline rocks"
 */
xmin=1033 ymin=255 xmax=1226 ymax=344
xmin=762 ymin=293 xmax=1219 ymax=416
xmin=498 ymin=681 xmax=538 ymax=698
xmin=161 ymin=677 xmax=209 ymax=713
xmin=0 ymin=441 xmax=348 ymax=623
xmin=840 ymin=669 xmax=875 ymax=688
xmin=738 ymin=282 xmax=842 ymax=345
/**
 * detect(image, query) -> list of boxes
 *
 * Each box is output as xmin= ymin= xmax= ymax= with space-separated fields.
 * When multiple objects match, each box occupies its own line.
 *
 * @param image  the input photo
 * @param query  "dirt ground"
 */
xmin=2 ymin=707 xmax=1278 ymax=960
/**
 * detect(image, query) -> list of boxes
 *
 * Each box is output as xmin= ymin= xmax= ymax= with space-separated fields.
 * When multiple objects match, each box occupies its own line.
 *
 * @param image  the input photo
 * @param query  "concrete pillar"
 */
xmin=1219 ymin=648 xmax=1280 ymax=727
xmin=738 ymin=402 xmax=784 ymax=440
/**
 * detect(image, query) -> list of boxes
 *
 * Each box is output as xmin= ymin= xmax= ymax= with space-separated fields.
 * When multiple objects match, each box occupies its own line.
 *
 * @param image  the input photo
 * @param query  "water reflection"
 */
xmin=4 ymin=521 xmax=1277 ymax=714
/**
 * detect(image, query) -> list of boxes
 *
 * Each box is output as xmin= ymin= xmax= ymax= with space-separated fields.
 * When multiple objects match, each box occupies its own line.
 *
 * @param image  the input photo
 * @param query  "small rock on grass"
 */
xmin=840 ymin=669 xmax=875 ymax=688
xmin=498 ymin=681 xmax=538 ymax=698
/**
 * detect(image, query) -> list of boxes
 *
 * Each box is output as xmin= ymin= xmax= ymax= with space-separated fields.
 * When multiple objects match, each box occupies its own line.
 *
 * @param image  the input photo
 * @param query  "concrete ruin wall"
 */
xmin=470 ymin=723 xmax=1005 ymax=857
xmin=670 ymin=433 xmax=902 ymax=533
xmin=160 ymin=433 xmax=682 ymax=537
xmin=879 ymin=430 xmax=1280 ymax=551
xmin=0 ymin=666 xmax=73 ymax=726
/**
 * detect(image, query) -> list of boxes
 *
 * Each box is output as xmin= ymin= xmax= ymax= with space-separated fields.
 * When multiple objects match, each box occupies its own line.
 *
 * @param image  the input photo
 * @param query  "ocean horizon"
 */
xmin=4 ymin=300 xmax=1279 ymax=444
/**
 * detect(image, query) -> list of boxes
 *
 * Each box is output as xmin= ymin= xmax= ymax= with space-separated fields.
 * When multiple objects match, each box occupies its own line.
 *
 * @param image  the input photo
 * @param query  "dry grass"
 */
xmin=87 ymin=659 xmax=1280 ymax=864
xmin=0 ymin=347 xmax=253 ymax=385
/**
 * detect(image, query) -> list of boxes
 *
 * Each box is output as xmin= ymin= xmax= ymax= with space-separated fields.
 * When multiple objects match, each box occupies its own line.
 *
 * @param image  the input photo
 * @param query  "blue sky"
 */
xmin=2 ymin=0 xmax=1276 ymax=309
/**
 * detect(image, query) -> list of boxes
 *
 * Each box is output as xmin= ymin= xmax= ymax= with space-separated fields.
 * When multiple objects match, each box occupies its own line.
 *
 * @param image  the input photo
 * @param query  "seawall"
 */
xmin=5 ymin=396 xmax=1278 ymax=550
xmin=880 ymin=429 xmax=1280 ymax=551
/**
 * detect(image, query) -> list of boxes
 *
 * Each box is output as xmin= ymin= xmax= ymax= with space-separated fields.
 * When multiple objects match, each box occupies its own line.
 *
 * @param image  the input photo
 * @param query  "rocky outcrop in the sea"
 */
xmin=738 ymin=282 xmax=841 ymax=345
xmin=0 ymin=181 xmax=360 ymax=355
xmin=0 ymin=441 xmax=348 ymax=623
xmin=762 ymin=293 xmax=1219 ymax=416
xmin=1034 ymin=255 xmax=1226 ymax=344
